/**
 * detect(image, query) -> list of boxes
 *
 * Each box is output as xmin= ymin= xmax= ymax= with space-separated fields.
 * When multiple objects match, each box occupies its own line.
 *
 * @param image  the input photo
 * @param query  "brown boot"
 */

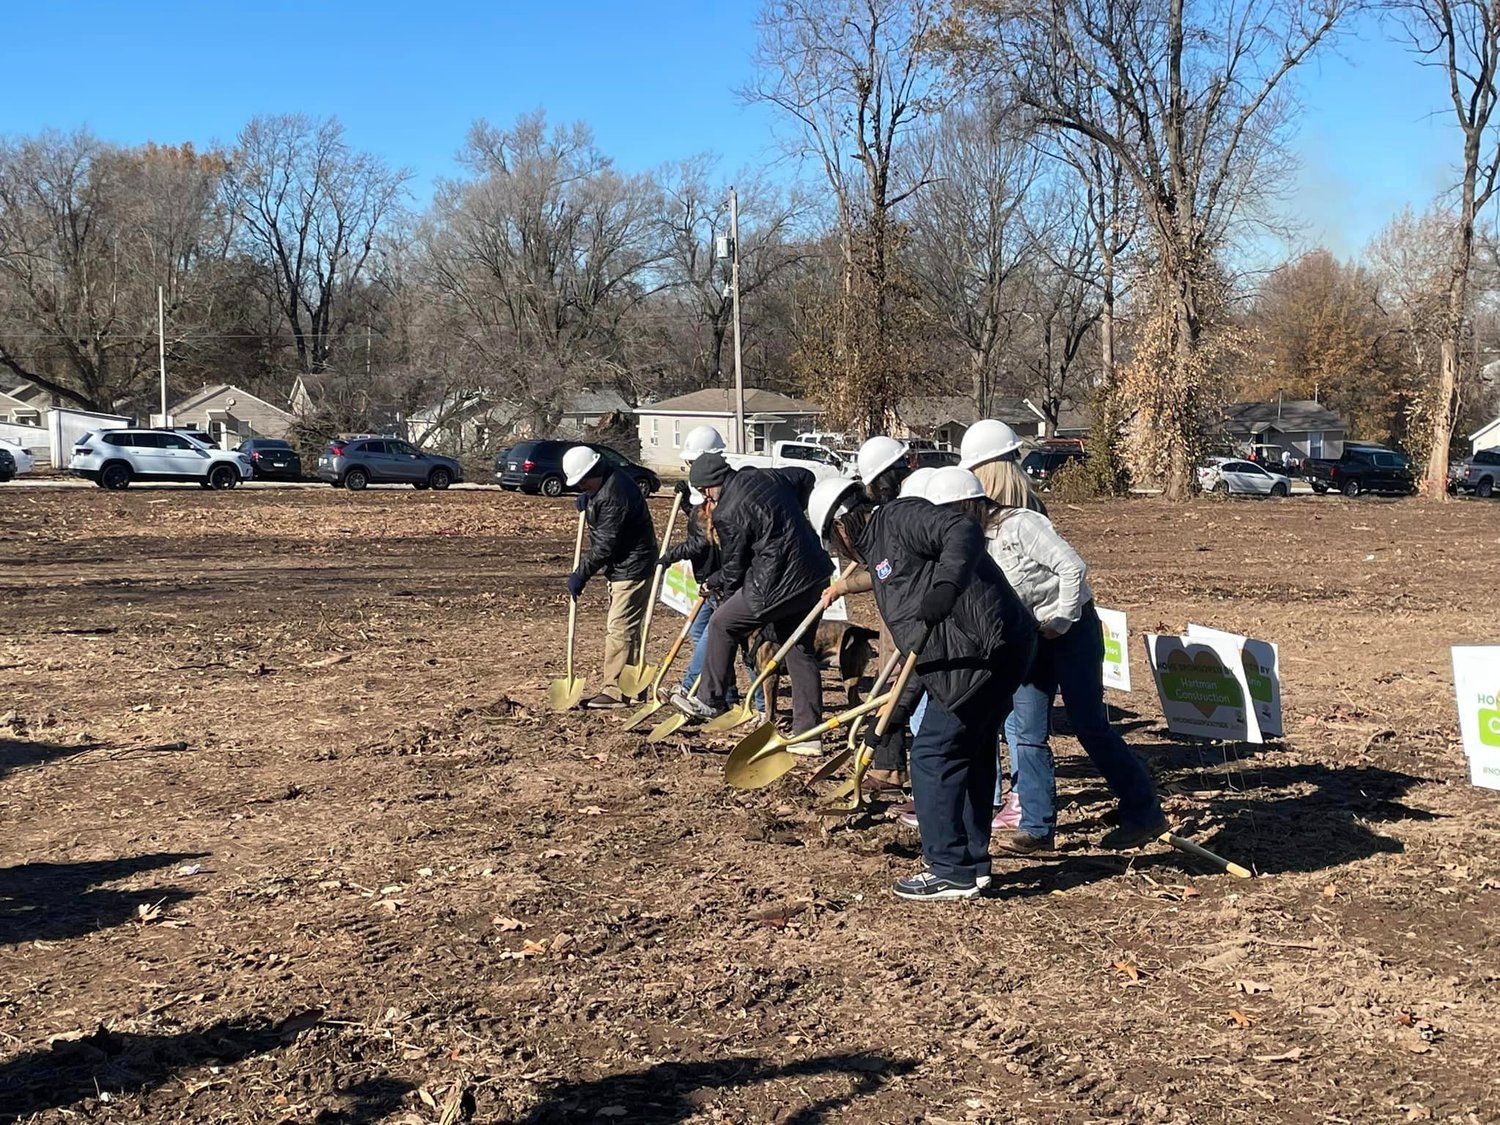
xmin=992 ymin=830 xmax=1054 ymax=856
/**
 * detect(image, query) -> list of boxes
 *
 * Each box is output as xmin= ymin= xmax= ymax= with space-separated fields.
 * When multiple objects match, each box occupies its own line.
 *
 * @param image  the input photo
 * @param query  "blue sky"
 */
xmin=0 ymin=1 xmax=1466 ymax=260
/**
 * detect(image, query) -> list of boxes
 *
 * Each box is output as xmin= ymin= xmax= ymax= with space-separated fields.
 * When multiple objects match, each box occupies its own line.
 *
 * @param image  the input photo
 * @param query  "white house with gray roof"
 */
xmin=633 ymin=388 xmax=823 ymax=471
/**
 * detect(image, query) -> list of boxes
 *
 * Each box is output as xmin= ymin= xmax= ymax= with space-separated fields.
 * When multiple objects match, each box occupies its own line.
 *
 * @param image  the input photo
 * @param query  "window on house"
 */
xmin=1307 ymin=432 xmax=1324 ymax=458
xmin=673 ymin=420 xmax=681 ymax=448
xmin=651 ymin=417 xmax=659 ymax=445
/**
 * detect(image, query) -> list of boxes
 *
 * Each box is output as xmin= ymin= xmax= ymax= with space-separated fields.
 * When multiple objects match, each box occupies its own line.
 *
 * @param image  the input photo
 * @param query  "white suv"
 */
xmin=70 ymin=429 xmax=252 ymax=490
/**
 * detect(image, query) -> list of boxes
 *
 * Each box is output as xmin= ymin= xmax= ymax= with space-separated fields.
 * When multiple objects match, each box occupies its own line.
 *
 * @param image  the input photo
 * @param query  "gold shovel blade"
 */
xmin=805 ymin=746 xmax=854 ymax=787
xmin=623 ymin=696 xmax=664 ymax=731
xmin=702 ymin=702 xmax=755 ymax=733
xmin=724 ymin=723 xmax=799 ymax=789
xmin=547 ymin=675 xmax=586 ymax=712
xmin=618 ymin=663 xmax=651 ymax=700
xmin=647 ymin=711 xmax=690 ymax=743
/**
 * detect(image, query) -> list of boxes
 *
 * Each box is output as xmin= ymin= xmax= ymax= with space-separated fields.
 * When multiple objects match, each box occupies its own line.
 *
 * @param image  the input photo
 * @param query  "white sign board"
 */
xmin=1186 ymin=624 xmax=1283 ymax=738
xmin=1145 ymin=633 xmax=1262 ymax=743
xmin=659 ymin=559 xmax=848 ymax=622
xmin=1096 ymin=607 xmax=1131 ymax=692
xmin=1452 ymin=645 xmax=1500 ymax=790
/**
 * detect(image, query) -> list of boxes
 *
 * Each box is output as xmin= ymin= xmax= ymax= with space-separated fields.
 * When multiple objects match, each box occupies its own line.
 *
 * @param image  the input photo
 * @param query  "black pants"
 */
xmin=695 ymin=588 xmax=823 ymax=735
xmin=909 ymin=640 xmax=1034 ymax=883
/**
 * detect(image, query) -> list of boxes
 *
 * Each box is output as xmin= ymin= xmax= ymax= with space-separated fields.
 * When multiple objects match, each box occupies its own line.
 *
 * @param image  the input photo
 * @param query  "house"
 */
xmin=633 ymin=388 xmax=823 ymax=471
xmin=162 ymin=384 xmax=294 ymax=447
xmin=289 ymin=372 xmax=406 ymax=437
xmin=1470 ymin=414 xmax=1500 ymax=455
xmin=405 ymin=387 xmax=636 ymax=455
xmin=1219 ymin=400 xmax=1348 ymax=460
xmin=0 ymin=387 xmax=45 ymax=428
xmin=893 ymin=396 xmax=1092 ymax=450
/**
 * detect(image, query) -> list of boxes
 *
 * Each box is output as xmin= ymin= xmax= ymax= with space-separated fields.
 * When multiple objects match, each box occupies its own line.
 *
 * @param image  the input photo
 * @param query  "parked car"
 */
xmin=1021 ymin=445 xmax=1086 ymax=489
xmin=69 ymin=428 xmax=252 ymax=490
xmin=1448 ymin=447 xmax=1500 ymax=497
xmin=1304 ymin=446 xmax=1415 ymax=497
xmin=317 ymin=436 xmax=463 ymax=490
xmin=0 ymin=437 xmax=34 ymax=474
xmin=169 ymin=426 xmax=219 ymax=448
xmin=0 ymin=446 xmax=14 ymax=482
xmin=909 ymin=447 xmax=959 ymax=469
xmin=495 ymin=440 xmax=660 ymax=496
xmin=725 ymin=439 xmax=851 ymax=482
xmin=1197 ymin=457 xmax=1291 ymax=497
xmin=236 ymin=437 xmax=302 ymax=481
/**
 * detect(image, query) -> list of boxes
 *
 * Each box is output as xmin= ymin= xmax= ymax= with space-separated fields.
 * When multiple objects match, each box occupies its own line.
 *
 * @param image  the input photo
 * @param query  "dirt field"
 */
xmin=1 ymin=484 xmax=1497 ymax=1125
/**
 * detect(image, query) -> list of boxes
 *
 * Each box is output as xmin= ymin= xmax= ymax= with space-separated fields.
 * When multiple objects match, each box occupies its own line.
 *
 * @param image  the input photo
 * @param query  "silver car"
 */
xmin=316 ymin=436 xmax=464 ymax=491
xmin=1197 ymin=457 xmax=1291 ymax=498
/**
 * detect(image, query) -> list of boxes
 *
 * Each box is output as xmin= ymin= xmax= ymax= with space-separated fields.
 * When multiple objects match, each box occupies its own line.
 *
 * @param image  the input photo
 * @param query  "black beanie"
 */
xmin=689 ymin=451 xmax=734 ymax=489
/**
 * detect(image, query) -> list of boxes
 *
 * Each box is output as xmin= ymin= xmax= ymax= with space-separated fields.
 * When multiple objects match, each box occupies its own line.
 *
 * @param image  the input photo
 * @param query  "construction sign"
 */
xmin=1145 ymin=633 xmax=1262 ymax=743
xmin=1452 ymin=645 xmax=1500 ymax=791
xmin=1186 ymin=624 xmax=1283 ymax=738
xmin=1097 ymin=607 xmax=1131 ymax=692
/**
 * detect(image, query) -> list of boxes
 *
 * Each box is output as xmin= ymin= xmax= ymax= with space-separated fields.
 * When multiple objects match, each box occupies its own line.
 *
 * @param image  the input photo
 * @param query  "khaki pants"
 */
xmin=601 ymin=576 xmax=652 ymax=697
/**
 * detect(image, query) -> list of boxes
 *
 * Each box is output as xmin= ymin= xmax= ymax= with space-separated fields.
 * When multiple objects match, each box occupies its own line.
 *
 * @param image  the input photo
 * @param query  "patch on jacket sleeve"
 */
xmin=874 ymin=558 xmax=893 ymax=581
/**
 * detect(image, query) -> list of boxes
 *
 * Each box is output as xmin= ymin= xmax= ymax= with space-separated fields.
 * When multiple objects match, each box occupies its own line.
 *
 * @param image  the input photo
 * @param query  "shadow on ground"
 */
xmin=509 ymin=1052 xmax=916 ymax=1124
xmin=0 ymin=852 xmax=206 ymax=945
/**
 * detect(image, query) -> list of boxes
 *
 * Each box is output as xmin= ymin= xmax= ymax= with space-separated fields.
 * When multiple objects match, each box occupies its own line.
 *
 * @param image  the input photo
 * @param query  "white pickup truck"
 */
xmin=725 ymin=440 xmax=853 ymax=482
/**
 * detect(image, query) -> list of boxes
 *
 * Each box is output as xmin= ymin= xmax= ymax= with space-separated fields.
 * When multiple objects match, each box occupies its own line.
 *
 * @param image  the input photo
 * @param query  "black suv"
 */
xmin=495 ymin=440 xmax=659 ymax=497
xmin=1021 ymin=446 xmax=1086 ymax=488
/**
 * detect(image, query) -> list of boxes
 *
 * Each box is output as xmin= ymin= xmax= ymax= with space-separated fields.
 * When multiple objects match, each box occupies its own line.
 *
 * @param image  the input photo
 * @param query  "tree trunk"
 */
xmin=1164 ymin=281 xmax=1197 ymax=501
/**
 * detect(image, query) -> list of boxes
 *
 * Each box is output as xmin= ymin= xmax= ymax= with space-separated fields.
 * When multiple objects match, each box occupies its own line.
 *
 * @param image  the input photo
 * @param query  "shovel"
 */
xmin=547 ymin=510 xmax=589 ymax=711
xmin=624 ymin=597 xmax=705 ymax=731
xmin=724 ymin=688 xmax=898 ymax=790
xmin=1160 ymin=832 xmax=1253 ymax=878
xmin=805 ymin=648 xmax=902 ymax=787
xmin=619 ymin=491 xmax=683 ymax=699
xmin=817 ymin=637 xmax=926 ymax=814
xmin=647 ymin=677 xmax=697 ymax=743
xmin=701 ymin=561 xmax=861 ymax=734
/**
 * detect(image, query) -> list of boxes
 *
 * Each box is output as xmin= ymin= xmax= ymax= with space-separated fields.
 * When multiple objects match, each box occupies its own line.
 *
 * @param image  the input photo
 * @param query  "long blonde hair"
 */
xmin=973 ymin=459 xmax=1046 ymax=515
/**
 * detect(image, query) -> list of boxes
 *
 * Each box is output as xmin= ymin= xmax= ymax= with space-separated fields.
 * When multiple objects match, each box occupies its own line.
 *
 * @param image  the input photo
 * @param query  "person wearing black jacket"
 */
xmin=817 ymin=476 xmax=1036 ymax=901
xmin=564 ymin=446 xmax=657 ymax=708
xmin=671 ymin=453 xmax=830 ymax=744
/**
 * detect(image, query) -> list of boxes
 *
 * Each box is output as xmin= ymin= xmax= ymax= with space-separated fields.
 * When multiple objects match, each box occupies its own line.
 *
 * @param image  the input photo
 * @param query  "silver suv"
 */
xmin=70 ymin=429 xmax=252 ymax=490
xmin=1449 ymin=448 xmax=1500 ymax=498
xmin=316 ymin=435 xmax=464 ymax=490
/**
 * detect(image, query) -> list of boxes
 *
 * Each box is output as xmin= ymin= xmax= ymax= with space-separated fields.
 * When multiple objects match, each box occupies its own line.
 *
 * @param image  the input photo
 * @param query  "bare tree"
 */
xmin=227 ymin=114 xmax=408 ymax=375
xmin=1391 ymin=0 xmax=1500 ymax=494
xmin=0 ymin=132 xmax=233 ymax=411
xmin=906 ymin=101 xmax=1042 ymax=414
xmin=954 ymin=0 xmax=1351 ymax=497
xmin=748 ymin=0 xmax=945 ymax=434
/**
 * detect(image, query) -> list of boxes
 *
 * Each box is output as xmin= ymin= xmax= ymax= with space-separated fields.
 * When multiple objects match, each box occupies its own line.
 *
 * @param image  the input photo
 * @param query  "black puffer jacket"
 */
xmin=578 ymin=467 xmax=657 ymax=582
xmin=660 ymin=503 xmax=721 ymax=588
xmin=713 ymin=467 xmax=830 ymax=616
xmin=857 ymin=496 xmax=1034 ymax=712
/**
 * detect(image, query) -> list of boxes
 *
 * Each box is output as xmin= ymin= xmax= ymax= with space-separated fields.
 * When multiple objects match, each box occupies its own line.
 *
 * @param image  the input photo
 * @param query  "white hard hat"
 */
xmin=925 ymin=466 xmax=987 ymax=506
xmin=681 ymin=424 xmax=727 ymax=463
xmin=807 ymin=476 xmax=862 ymax=541
xmin=856 ymin=435 xmax=909 ymax=482
xmin=958 ymin=419 xmax=1022 ymax=470
xmin=562 ymin=445 xmax=602 ymax=487
xmin=899 ymin=466 xmax=938 ymax=499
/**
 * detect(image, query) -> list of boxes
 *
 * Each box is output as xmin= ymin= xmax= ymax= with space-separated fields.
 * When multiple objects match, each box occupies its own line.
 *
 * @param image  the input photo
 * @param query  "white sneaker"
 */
xmin=787 ymin=738 xmax=825 ymax=757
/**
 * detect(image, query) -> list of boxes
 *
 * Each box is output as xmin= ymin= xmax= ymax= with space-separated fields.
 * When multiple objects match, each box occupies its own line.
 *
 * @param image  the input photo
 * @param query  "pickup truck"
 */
xmin=724 ymin=440 xmax=853 ymax=482
xmin=1448 ymin=447 xmax=1500 ymax=497
xmin=1304 ymin=446 xmax=1415 ymax=497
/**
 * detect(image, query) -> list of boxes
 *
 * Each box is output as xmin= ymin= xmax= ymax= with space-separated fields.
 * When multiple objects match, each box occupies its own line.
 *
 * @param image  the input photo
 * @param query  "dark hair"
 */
xmin=831 ymin=491 xmax=876 ymax=560
xmin=866 ymin=463 xmax=910 ymax=505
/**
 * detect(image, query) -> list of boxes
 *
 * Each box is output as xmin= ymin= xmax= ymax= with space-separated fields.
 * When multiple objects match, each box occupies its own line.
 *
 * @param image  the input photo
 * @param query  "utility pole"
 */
xmin=729 ymin=186 xmax=746 ymax=454
xmin=157 ymin=286 xmax=168 ymax=425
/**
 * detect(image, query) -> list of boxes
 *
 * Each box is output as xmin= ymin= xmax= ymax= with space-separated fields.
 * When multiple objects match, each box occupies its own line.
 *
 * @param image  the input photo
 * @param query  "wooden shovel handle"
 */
xmin=742 ymin=561 xmax=861 ymax=697
xmin=565 ymin=510 xmax=587 ymax=677
xmin=637 ymin=492 xmax=683 ymax=649
xmin=871 ymin=626 xmax=933 ymax=739
xmin=651 ymin=597 xmax=704 ymax=689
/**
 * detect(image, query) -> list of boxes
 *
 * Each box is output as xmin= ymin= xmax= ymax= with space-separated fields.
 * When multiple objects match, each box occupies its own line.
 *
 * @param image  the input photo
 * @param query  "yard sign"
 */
xmin=1186 ymin=624 xmax=1283 ymax=738
xmin=1145 ymin=633 xmax=1263 ymax=744
xmin=1096 ymin=607 xmax=1131 ymax=692
xmin=660 ymin=559 xmax=848 ymax=622
xmin=1451 ymin=645 xmax=1500 ymax=791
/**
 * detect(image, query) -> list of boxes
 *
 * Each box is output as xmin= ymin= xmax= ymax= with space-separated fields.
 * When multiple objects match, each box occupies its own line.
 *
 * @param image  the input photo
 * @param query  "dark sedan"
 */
xmin=237 ymin=438 xmax=303 ymax=481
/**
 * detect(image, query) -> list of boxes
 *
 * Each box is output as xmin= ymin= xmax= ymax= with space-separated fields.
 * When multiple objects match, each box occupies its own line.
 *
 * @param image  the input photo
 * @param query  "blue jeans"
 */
xmin=1019 ymin=601 xmax=1160 ymax=830
xmin=681 ymin=595 xmax=761 ymax=709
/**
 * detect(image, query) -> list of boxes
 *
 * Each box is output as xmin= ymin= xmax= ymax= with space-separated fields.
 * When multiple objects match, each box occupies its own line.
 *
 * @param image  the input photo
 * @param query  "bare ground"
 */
xmin=0 ymin=486 xmax=1496 ymax=1125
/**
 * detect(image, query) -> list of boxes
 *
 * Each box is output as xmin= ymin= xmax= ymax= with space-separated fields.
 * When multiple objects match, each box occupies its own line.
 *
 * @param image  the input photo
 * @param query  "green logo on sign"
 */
xmin=1480 ymin=706 xmax=1500 ymax=748
xmin=1103 ymin=636 xmax=1122 ymax=664
xmin=1163 ymin=649 xmax=1245 ymax=717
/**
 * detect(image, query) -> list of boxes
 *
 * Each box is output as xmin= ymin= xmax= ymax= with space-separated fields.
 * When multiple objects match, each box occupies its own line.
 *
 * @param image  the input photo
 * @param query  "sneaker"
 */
xmin=1100 ymin=813 xmax=1169 ymax=851
xmin=669 ymin=689 xmax=722 ymax=723
xmin=895 ymin=802 xmax=919 ymax=829
xmin=787 ymin=738 xmax=825 ymax=758
xmin=992 ymin=829 xmax=1054 ymax=856
xmin=583 ymin=693 xmax=626 ymax=710
xmin=992 ymin=790 xmax=1022 ymax=831
xmin=893 ymin=871 xmax=980 ymax=901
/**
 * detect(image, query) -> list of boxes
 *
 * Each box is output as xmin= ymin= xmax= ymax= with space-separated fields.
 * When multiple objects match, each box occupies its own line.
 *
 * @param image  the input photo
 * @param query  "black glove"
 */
xmin=574 ymin=493 xmax=589 ymax=512
xmin=918 ymin=581 xmax=959 ymax=625
xmin=567 ymin=570 xmax=587 ymax=599
xmin=674 ymin=479 xmax=692 ymax=501
xmin=869 ymin=724 xmax=909 ymax=772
